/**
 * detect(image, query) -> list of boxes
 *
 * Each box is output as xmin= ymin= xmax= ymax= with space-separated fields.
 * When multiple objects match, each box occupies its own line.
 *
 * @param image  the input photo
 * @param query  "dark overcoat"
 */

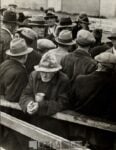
xmin=19 ymin=71 xmax=70 ymax=138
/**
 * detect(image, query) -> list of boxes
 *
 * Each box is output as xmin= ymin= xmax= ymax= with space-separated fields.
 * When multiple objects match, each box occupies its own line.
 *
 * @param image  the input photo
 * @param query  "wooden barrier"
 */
xmin=0 ymin=100 xmax=116 ymax=133
xmin=53 ymin=111 xmax=116 ymax=133
xmin=0 ymin=111 xmax=89 ymax=150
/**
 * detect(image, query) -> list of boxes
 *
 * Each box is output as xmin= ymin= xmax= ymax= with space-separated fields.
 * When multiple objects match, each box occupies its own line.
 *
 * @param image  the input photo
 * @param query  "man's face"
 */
xmin=40 ymin=72 xmax=55 ymax=82
xmin=46 ymin=18 xmax=56 ymax=26
xmin=111 ymin=39 xmax=116 ymax=49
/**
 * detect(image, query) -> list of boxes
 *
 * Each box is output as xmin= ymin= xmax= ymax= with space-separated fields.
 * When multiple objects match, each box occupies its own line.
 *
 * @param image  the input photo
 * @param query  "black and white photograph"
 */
xmin=0 ymin=0 xmax=116 ymax=149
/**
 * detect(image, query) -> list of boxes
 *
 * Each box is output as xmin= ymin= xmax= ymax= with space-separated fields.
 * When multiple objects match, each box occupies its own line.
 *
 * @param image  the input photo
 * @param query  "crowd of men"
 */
xmin=0 ymin=4 xmax=116 ymax=150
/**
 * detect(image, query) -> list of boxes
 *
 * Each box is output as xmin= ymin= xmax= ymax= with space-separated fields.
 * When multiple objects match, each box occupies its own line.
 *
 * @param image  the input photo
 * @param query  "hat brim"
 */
xmin=55 ymin=37 xmax=76 ymax=46
xmin=6 ymin=47 xmax=33 ymax=56
xmin=108 ymin=36 xmax=116 ymax=40
xmin=56 ymin=22 xmax=76 ymax=28
xmin=28 ymin=23 xmax=48 ymax=27
xmin=34 ymin=65 xmax=62 ymax=72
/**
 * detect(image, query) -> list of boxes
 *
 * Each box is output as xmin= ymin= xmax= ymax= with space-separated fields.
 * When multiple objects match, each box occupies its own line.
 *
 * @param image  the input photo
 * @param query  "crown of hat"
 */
xmin=78 ymin=13 xmax=89 ymax=23
xmin=59 ymin=17 xmax=72 ymax=25
xmin=3 ymin=10 xmax=17 ymax=22
xmin=77 ymin=29 xmax=95 ymax=45
xmin=95 ymin=52 xmax=116 ymax=64
xmin=20 ymin=28 xmax=37 ymax=40
xmin=37 ymin=39 xmax=56 ymax=50
xmin=10 ymin=38 xmax=28 ymax=54
xmin=58 ymin=30 xmax=72 ymax=40
xmin=39 ymin=53 xmax=59 ymax=69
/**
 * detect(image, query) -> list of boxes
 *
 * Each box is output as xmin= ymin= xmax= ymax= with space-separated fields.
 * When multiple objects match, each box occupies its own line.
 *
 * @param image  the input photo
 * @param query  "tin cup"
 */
xmin=35 ymin=93 xmax=45 ymax=102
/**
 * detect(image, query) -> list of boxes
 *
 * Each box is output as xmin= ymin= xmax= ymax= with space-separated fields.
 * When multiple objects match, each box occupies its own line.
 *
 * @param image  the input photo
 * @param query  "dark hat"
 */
xmin=56 ymin=17 xmax=76 ymax=28
xmin=55 ymin=30 xmax=76 ymax=46
xmin=8 ymin=4 xmax=17 ymax=8
xmin=78 ymin=13 xmax=90 ymax=25
xmin=108 ymin=28 xmax=116 ymax=40
xmin=28 ymin=15 xmax=48 ymax=27
xmin=2 ymin=10 xmax=17 ymax=23
xmin=44 ymin=11 xmax=58 ymax=20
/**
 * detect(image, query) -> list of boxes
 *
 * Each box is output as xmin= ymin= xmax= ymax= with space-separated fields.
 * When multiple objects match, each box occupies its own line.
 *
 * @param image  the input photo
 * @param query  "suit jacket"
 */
xmin=0 ymin=27 xmax=12 ymax=64
xmin=71 ymin=71 xmax=116 ymax=121
xmin=61 ymin=48 xmax=97 ymax=80
xmin=19 ymin=71 xmax=70 ymax=116
xmin=0 ymin=59 xmax=28 ymax=102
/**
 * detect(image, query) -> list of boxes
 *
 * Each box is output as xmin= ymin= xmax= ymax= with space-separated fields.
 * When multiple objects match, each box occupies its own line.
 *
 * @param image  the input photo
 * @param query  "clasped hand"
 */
xmin=27 ymin=101 xmax=39 ymax=115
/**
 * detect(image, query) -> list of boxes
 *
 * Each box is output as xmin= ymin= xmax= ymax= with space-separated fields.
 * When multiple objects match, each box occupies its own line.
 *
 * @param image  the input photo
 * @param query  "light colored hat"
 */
xmin=37 ymin=39 xmax=56 ymax=51
xmin=95 ymin=52 xmax=116 ymax=64
xmin=6 ymin=38 xmax=33 ymax=56
xmin=108 ymin=28 xmax=116 ymax=40
xmin=77 ymin=29 xmax=95 ymax=46
xmin=55 ymin=30 xmax=76 ymax=46
xmin=34 ymin=53 xmax=62 ymax=72
xmin=16 ymin=27 xmax=37 ymax=40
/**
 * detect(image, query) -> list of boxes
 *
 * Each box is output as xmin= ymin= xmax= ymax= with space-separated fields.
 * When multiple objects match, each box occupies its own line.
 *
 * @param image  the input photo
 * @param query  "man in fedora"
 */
xmin=72 ymin=13 xmax=90 ymax=39
xmin=28 ymin=15 xmax=48 ymax=39
xmin=15 ymin=27 xmax=42 ymax=75
xmin=71 ymin=52 xmax=116 ymax=150
xmin=0 ymin=38 xmax=33 ymax=150
xmin=0 ymin=10 xmax=18 ymax=64
xmin=61 ymin=29 xmax=97 ymax=80
xmin=44 ymin=29 xmax=76 ymax=64
xmin=19 ymin=53 xmax=70 ymax=137
xmin=55 ymin=17 xmax=76 ymax=38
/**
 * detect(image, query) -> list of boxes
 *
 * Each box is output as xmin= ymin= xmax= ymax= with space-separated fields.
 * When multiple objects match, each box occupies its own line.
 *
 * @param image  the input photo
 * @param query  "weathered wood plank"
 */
xmin=0 ymin=111 xmax=86 ymax=150
xmin=53 ymin=111 xmax=116 ymax=133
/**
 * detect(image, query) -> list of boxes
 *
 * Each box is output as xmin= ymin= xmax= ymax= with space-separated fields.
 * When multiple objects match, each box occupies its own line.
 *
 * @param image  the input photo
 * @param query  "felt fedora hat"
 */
xmin=2 ymin=10 xmax=17 ymax=23
xmin=6 ymin=38 xmax=33 ymax=56
xmin=55 ymin=30 xmax=76 ymax=46
xmin=108 ymin=28 xmax=116 ymax=40
xmin=78 ymin=13 xmax=90 ymax=25
xmin=34 ymin=53 xmax=62 ymax=72
xmin=44 ymin=11 xmax=58 ymax=20
xmin=56 ymin=17 xmax=76 ymax=28
xmin=77 ymin=29 xmax=95 ymax=46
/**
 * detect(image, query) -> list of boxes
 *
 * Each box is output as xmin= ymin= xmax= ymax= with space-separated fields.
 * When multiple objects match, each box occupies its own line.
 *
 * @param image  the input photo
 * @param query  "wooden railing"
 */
xmin=0 ymin=111 xmax=90 ymax=150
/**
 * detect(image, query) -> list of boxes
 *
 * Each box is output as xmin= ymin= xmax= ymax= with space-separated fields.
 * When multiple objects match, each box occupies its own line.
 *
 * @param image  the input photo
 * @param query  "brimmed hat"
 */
xmin=34 ymin=53 xmax=62 ymax=72
xmin=56 ymin=17 xmax=76 ymax=28
xmin=16 ymin=27 xmax=37 ymax=41
xmin=108 ymin=28 xmax=116 ymax=40
xmin=28 ymin=15 xmax=48 ymax=27
xmin=37 ymin=39 xmax=56 ymax=52
xmin=6 ymin=38 xmax=33 ymax=56
xmin=77 ymin=29 xmax=95 ymax=46
xmin=55 ymin=30 xmax=76 ymax=46
xmin=44 ymin=11 xmax=58 ymax=20
xmin=2 ymin=10 xmax=17 ymax=23
xmin=78 ymin=13 xmax=90 ymax=25
xmin=8 ymin=4 xmax=17 ymax=8
xmin=95 ymin=52 xmax=116 ymax=64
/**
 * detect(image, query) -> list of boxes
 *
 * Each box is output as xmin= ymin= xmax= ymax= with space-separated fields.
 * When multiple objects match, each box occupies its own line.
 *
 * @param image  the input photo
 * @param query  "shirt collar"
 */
xmin=112 ymin=47 xmax=116 ymax=56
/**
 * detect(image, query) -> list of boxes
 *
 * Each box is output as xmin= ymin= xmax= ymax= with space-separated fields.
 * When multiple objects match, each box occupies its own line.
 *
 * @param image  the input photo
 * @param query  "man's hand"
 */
xmin=27 ymin=101 xmax=39 ymax=115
